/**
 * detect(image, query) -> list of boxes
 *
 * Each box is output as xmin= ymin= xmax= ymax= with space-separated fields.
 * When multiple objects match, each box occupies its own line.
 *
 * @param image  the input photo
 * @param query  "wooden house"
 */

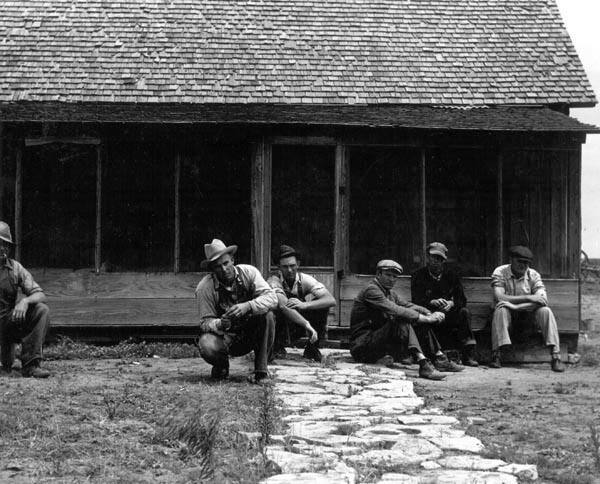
xmin=0 ymin=0 xmax=597 ymax=350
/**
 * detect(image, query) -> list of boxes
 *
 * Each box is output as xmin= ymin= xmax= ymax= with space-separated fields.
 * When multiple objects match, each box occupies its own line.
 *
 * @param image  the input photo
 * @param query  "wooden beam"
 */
xmin=263 ymin=142 xmax=272 ymax=275
xmin=268 ymin=136 xmax=337 ymax=146
xmin=334 ymin=143 xmax=350 ymax=324
xmin=251 ymin=139 xmax=272 ymax=275
xmin=420 ymin=148 xmax=427 ymax=263
xmin=14 ymin=143 xmax=22 ymax=261
xmin=174 ymin=153 xmax=181 ymax=273
xmin=497 ymin=152 xmax=504 ymax=265
xmin=95 ymin=145 xmax=102 ymax=273
xmin=0 ymin=122 xmax=3 ymax=220
xmin=24 ymin=136 xmax=101 ymax=147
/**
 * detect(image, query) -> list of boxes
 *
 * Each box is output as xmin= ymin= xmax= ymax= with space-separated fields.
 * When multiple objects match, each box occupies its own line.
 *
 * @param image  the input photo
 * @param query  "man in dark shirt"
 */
xmin=0 ymin=221 xmax=50 ymax=378
xmin=350 ymin=259 xmax=448 ymax=380
xmin=411 ymin=242 xmax=478 ymax=367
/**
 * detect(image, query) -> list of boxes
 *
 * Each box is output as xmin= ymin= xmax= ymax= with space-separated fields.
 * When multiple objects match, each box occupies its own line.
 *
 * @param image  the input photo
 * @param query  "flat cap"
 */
xmin=277 ymin=244 xmax=300 ymax=262
xmin=427 ymin=242 xmax=448 ymax=260
xmin=376 ymin=259 xmax=404 ymax=276
xmin=508 ymin=245 xmax=533 ymax=261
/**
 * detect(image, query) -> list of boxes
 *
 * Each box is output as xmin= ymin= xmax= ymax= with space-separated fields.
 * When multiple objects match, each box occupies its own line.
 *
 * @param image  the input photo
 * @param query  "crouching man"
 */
xmin=0 ymin=221 xmax=50 ymax=378
xmin=349 ymin=259 xmax=448 ymax=380
xmin=490 ymin=245 xmax=564 ymax=372
xmin=267 ymin=245 xmax=336 ymax=362
xmin=195 ymin=239 xmax=277 ymax=383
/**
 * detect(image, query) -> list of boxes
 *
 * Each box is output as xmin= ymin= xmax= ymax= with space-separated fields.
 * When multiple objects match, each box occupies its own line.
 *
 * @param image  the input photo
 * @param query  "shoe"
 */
xmin=247 ymin=372 xmax=270 ymax=385
xmin=268 ymin=346 xmax=287 ymax=363
xmin=418 ymin=359 xmax=446 ymax=380
xmin=434 ymin=355 xmax=464 ymax=372
xmin=22 ymin=362 xmax=50 ymax=379
xmin=375 ymin=355 xmax=395 ymax=367
xmin=462 ymin=347 xmax=479 ymax=367
xmin=210 ymin=361 xmax=230 ymax=380
xmin=551 ymin=357 xmax=565 ymax=373
xmin=489 ymin=351 xmax=502 ymax=369
xmin=303 ymin=343 xmax=322 ymax=363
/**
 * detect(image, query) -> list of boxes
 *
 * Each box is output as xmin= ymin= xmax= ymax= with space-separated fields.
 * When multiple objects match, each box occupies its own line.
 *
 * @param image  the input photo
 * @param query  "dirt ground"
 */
xmin=415 ymin=282 xmax=600 ymax=484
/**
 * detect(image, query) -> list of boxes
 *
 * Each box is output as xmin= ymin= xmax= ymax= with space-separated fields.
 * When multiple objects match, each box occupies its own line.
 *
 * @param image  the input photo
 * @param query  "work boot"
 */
xmin=489 ymin=351 xmax=502 ymax=369
xmin=551 ymin=356 xmax=565 ymax=373
xmin=21 ymin=361 xmax=50 ymax=379
xmin=247 ymin=371 xmax=270 ymax=385
xmin=210 ymin=360 xmax=230 ymax=380
xmin=462 ymin=346 xmax=479 ymax=367
xmin=434 ymin=354 xmax=464 ymax=372
xmin=418 ymin=359 xmax=446 ymax=380
xmin=303 ymin=343 xmax=322 ymax=363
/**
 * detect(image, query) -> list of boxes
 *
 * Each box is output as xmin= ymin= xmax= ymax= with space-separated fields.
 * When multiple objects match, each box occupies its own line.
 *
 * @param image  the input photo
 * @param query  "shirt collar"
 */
xmin=373 ymin=277 xmax=390 ymax=296
xmin=509 ymin=266 xmax=529 ymax=281
xmin=279 ymin=271 xmax=300 ymax=292
xmin=2 ymin=257 xmax=13 ymax=270
xmin=427 ymin=268 xmax=443 ymax=281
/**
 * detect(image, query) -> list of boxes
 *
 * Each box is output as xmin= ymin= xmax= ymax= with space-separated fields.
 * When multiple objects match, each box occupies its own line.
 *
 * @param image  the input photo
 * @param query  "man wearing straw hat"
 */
xmin=195 ymin=239 xmax=277 ymax=383
xmin=0 ymin=221 xmax=51 ymax=378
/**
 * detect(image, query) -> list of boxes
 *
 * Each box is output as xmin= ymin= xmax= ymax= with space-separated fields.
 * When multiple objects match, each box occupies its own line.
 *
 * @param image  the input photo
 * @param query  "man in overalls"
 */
xmin=267 ymin=245 xmax=336 ymax=362
xmin=0 ymin=221 xmax=50 ymax=378
xmin=195 ymin=239 xmax=277 ymax=383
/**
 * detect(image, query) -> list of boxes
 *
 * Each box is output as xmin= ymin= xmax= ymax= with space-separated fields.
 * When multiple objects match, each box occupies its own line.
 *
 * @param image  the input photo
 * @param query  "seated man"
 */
xmin=0 ymin=221 xmax=50 ymax=378
xmin=490 ymin=245 xmax=564 ymax=372
xmin=267 ymin=245 xmax=336 ymax=362
xmin=195 ymin=239 xmax=277 ymax=383
xmin=411 ymin=242 xmax=478 ymax=367
xmin=349 ymin=259 xmax=452 ymax=380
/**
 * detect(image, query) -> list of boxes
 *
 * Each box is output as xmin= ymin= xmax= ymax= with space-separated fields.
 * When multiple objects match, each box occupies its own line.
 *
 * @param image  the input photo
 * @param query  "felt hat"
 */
xmin=277 ymin=244 xmax=300 ymax=262
xmin=0 ymin=221 xmax=13 ymax=245
xmin=427 ymin=242 xmax=448 ymax=260
xmin=508 ymin=245 xmax=533 ymax=261
xmin=201 ymin=239 xmax=237 ymax=269
xmin=376 ymin=259 xmax=404 ymax=276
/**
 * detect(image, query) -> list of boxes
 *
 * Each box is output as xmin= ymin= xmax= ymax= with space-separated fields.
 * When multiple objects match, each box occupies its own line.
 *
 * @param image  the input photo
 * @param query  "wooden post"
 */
xmin=420 ymin=148 xmax=427 ymax=263
xmin=251 ymin=139 xmax=272 ymax=275
xmin=497 ymin=152 xmax=504 ymax=265
xmin=95 ymin=145 xmax=102 ymax=273
xmin=14 ymin=143 xmax=22 ymax=261
xmin=0 ymin=122 xmax=4 ymax=221
xmin=334 ymin=143 xmax=349 ymax=324
xmin=174 ymin=153 xmax=181 ymax=273
xmin=263 ymin=143 xmax=272 ymax=276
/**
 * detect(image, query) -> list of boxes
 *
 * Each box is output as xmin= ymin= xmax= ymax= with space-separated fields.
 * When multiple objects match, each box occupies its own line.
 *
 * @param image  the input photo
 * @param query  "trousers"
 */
xmin=0 ymin=302 xmax=50 ymax=368
xmin=197 ymin=313 xmax=275 ymax=374
xmin=491 ymin=306 xmax=560 ymax=351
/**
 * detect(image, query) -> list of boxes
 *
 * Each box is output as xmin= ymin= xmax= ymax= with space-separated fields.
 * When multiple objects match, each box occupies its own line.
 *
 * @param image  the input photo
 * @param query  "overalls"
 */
xmin=0 ymin=264 xmax=49 ymax=369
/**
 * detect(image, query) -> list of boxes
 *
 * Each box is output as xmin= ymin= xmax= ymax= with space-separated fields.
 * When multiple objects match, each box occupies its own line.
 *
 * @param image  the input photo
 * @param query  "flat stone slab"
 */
xmin=497 ymin=463 xmax=539 ymax=480
xmin=437 ymin=456 xmax=507 ymax=471
xmin=265 ymin=447 xmax=337 ymax=474
xmin=428 ymin=435 xmax=485 ymax=453
xmin=378 ymin=473 xmax=419 ymax=483
xmin=279 ymin=393 xmax=344 ymax=409
xmin=344 ymin=435 xmax=443 ymax=468
xmin=260 ymin=461 xmax=356 ymax=484
xmin=397 ymin=415 xmax=459 ymax=425
xmin=419 ymin=470 xmax=518 ymax=483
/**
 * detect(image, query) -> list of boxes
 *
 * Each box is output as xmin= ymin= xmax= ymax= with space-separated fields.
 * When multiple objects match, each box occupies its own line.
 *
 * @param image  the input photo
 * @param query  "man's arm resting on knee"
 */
xmin=493 ymin=286 xmax=547 ymax=308
xmin=12 ymin=291 xmax=46 ymax=323
xmin=277 ymin=294 xmax=319 ymax=343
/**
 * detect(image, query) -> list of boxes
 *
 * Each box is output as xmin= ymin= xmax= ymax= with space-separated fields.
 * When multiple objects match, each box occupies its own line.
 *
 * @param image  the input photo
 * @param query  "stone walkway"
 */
xmin=259 ymin=349 xmax=538 ymax=484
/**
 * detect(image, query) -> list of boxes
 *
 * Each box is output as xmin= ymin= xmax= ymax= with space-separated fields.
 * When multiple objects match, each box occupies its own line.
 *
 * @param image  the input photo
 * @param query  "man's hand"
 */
xmin=11 ymin=299 xmax=29 ymax=324
xmin=429 ymin=299 xmax=444 ymax=309
xmin=431 ymin=311 xmax=446 ymax=323
xmin=306 ymin=324 xmax=318 ymax=344
xmin=286 ymin=298 xmax=307 ymax=311
xmin=216 ymin=318 xmax=232 ymax=332
xmin=496 ymin=300 xmax=517 ymax=311
xmin=528 ymin=294 xmax=547 ymax=306
xmin=440 ymin=299 xmax=454 ymax=312
xmin=223 ymin=302 xmax=251 ymax=320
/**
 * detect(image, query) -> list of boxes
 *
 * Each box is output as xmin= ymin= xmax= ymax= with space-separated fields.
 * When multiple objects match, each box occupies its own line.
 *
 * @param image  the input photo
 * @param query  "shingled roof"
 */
xmin=0 ymin=0 xmax=596 ymax=108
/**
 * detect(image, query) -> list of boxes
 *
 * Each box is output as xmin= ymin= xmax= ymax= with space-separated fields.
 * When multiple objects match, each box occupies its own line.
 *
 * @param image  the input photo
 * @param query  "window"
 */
xmin=349 ymin=147 xmax=422 ymax=274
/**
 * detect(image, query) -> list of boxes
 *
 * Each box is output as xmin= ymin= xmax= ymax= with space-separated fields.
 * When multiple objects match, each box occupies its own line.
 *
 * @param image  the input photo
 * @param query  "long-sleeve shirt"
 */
xmin=410 ymin=266 xmax=467 ymax=312
xmin=195 ymin=264 xmax=277 ymax=333
xmin=0 ymin=258 xmax=43 ymax=319
xmin=350 ymin=278 xmax=429 ymax=341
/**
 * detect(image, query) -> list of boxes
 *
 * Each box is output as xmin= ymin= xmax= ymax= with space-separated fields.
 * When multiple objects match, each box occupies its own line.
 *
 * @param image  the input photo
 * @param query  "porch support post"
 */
xmin=420 ymin=148 xmax=427 ymax=263
xmin=251 ymin=139 xmax=271 ymax=275
xmin=334 ymin=143 xmax=349 ymax=323
xmin=174 ymin=153 xmax=181 ymax=273
xmin=497 ymin=152 xmax=504 ymax=265
xmin=0 ymin=123 xmax=4 ymax=220
xmin=95 ymin=144 xmax=102 ymax=273
xmin=14 ymin=142 xmax=22 ymax=261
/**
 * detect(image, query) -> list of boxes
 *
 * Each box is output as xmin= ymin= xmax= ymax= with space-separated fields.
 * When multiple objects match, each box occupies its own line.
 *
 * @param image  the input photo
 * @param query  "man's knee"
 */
xmin=492 ymin=306 xmax=510 ymax=323
xmin=535 ymin=306 xmax=553 ymax=317
xmin=197 ymin=333 xmax=225 ymax=364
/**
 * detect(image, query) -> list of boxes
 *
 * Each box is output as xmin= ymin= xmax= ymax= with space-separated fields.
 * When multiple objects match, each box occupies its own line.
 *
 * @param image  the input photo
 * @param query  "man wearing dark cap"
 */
xmin=411 ymin=242 xmax=478 ymax=368
xmin=0 ymin=221 xmax=51 ymax=378
xmin=267 ymin=244 xmax=336 ymax=362
xmin=195 ymin=238 xmax=278 ymax=383
xmin=490 ymin=245 xmax=564 ymax=372
xmin=349 ymin=259 xmax=448 ymax=380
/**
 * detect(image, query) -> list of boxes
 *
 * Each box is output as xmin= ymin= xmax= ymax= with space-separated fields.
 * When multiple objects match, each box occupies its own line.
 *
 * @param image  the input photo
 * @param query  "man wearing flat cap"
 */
xmin=0 ymin=221 xmax=50 ymax=378
xmin=490 ymin=245 xmax=564 ymax=372
xmin=195 ymin=239 xmax=277 ymax=383
xmin=349 ymin=259 xmax=448 ymax=380
xmin=267 ymin=244 xmax=336 ymax=362
xmin=411 ymin=242 xmax=478 ymax=368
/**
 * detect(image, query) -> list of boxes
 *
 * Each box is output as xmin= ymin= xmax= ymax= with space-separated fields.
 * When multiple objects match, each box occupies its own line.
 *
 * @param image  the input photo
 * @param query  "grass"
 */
xmin=0 ymin=352 xmax=285 ymax=483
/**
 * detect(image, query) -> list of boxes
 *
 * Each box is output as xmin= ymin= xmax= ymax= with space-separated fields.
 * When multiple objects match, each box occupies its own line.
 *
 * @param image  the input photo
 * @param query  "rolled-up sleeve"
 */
xmin=302 ymin=274 xmax=328 ymax=299
xmin=529 ymin=269 xmax=548 ymax=301
xmin=238 ymin=265 xmax=277 ymax=315
xmin=363 ymin=286 xmax=420 ymax=322
xmin=14 ymin=261 xmax=43 ymax=297
xmin=267 ymin=274 xmax=286 ymax=297
xmin=195 ymin=276 xmax=221 ymax=333
xmin=491 ymin=267 xmax=507 ymax=289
